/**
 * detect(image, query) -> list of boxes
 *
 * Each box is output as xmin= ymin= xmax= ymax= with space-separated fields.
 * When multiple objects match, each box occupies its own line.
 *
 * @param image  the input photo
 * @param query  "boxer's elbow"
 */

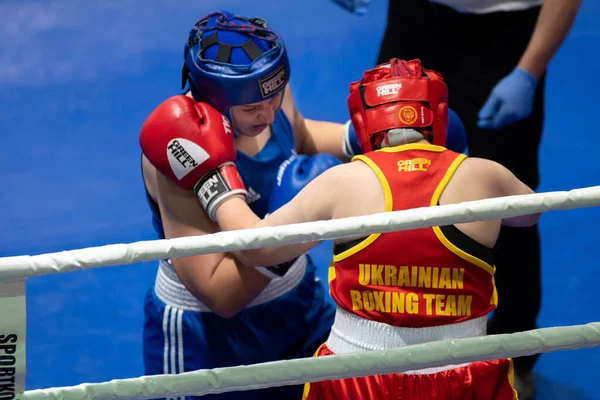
xmin=180 ymin=285 xmax=239 ymax=318
xmin=179 ymin=277 xmax=242 ymax=318
xmin=502 ymin=212 xmax=541 ymax=227
xmin=233 ymin=252 xmax=261 ymax=267
xmin=233 ymin=249 xmax=279 ymax=268
xmin=209 ymin=301 xmax=244 ymax=319
xmin=172 ymin=257 xmax=260 ymax=319
xmin=189 ymin=284 xmax=253 ymax=319
xmin=204 ymin=270 xmax=271 ymax=319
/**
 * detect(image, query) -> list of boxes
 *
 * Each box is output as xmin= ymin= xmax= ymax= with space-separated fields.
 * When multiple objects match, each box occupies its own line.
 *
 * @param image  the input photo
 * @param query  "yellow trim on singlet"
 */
xmin=429 ymin=153 xmax=498 ymax=306
xmin=430 ymin=153 xmax=467 ymax=206
xmin=332 ymin=155 xmax=393 ymax=262
xmin=301 ymin=343 xmax=328 ymax=399
xmin=491 ymin=275 xmax=498 ymax=306
xmin=507 ymin=358 xmax=518 ymax=399
xmin=328 ymin=262 xmax=336 ymax=285
xmin=327 ymin=239 xmax=337 ymax=286
xmin=375 ymin=143 xmax=447 ymax=153
xmin=302 ymin=381 xmax=311 ymax=399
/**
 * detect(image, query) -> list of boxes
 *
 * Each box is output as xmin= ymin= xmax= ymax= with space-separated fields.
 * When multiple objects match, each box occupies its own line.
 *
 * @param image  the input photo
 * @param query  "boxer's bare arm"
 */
xmin=485 ymin=159 xmax=541 ymax=227
xmin=461 ymin=157 xmax=540 ymax=227
xmin=143 ymin=156 xmax=270 ymax=318
xmin=215 ymin=161 xmax=385 ymax=267
xmin=440 ymin=157 xmax=540 ymax=248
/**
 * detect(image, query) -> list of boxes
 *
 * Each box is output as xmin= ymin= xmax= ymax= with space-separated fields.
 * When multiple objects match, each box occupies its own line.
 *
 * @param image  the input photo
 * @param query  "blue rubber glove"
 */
xmin=269 ymin=154 xmax=342 ymax=213
xmin=447 ymin=108 xmax=467 ymax=153
xmin=477 ymin=67 xmax=538 ymax=130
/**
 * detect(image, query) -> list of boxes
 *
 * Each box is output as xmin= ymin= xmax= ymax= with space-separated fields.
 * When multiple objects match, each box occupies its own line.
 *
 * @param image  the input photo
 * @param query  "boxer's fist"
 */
xmin=140 ymin=95 xmax=246 ymax=219
xmin=447 ymin=108 xmax=467 ymax=153
xmin=269 ymin=154 xmax=342 ymax=213
xmin=256 ymin=153 xmax=341 ymax=280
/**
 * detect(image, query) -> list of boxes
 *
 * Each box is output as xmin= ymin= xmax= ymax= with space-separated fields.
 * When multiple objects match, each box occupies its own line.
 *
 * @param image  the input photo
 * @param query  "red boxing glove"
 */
xmin=140 ymin=95 xmax=246 ymax=220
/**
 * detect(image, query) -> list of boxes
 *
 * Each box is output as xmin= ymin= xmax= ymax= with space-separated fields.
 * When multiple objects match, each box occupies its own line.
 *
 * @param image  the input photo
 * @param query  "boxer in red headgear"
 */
xmin=201 ymin=59 xmax=539 ymax=399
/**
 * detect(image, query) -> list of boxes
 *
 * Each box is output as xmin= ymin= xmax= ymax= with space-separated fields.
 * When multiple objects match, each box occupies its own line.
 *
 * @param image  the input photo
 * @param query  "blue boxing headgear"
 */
xmin=182 ymin=11 xmax=291 ymax=121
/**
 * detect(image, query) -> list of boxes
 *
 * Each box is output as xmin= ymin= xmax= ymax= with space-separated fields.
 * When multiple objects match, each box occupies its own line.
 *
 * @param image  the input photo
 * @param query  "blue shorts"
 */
xmin=143 ymin=257 xmax=335 ymax=400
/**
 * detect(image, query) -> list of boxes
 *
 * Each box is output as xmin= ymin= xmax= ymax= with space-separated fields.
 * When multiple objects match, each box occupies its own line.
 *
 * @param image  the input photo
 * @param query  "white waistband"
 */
xmin=327 ymin=307 xmax=487 ymax=374
xmin=154 ymin=256 xmax=307 ymax=312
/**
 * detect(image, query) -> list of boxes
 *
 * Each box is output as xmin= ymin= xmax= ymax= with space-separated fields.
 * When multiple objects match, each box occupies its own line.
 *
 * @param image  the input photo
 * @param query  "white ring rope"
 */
xmin=7 ymin=186 xmax=600 ymax=398
xmin=1 ymin=186 xmax=600 ymax=281
xmin=21 ymin=322 xmax=600 ymax=400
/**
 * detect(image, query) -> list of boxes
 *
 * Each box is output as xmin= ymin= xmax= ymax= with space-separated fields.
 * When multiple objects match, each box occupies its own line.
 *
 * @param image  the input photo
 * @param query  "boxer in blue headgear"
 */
xmin=182 ymin=11 xmax=290 ymax=127
xmin=140 ymin=10 xmax=350 ymax=400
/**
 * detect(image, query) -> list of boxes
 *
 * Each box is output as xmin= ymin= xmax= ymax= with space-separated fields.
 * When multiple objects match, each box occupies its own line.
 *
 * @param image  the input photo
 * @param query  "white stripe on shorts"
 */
xmin=170 ymin=308 xmax=176 ymax=377
xmin=176 ymin=309 xmax=184 ymax=400
xmin=163 ymin=305 xmax=186 ymax=400
xmin=162 ymin=305 xmax=171 ymax=376
xmin=177 ymin=309 xmax=184 ymax=374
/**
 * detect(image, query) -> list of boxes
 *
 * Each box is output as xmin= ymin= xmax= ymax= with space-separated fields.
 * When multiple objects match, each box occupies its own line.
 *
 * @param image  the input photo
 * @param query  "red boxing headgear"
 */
xmin=347 ymin=59 xmax=449 ymax=153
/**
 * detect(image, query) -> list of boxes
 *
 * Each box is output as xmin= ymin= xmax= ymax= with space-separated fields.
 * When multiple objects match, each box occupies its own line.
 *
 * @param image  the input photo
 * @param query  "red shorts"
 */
xmin=302 ymin=344 xmax=517 ymax=400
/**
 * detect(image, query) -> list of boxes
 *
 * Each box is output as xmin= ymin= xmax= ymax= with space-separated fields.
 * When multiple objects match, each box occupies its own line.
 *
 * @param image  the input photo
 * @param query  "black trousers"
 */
xmin=377 ymin=1 xmax=544 ymax=375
